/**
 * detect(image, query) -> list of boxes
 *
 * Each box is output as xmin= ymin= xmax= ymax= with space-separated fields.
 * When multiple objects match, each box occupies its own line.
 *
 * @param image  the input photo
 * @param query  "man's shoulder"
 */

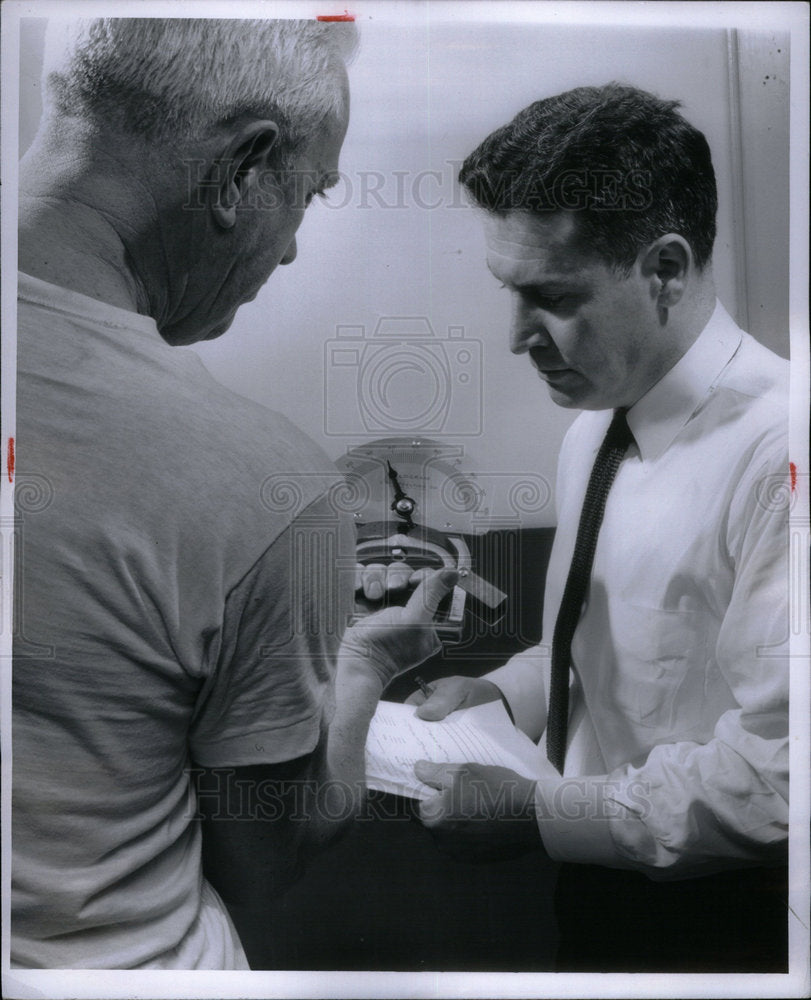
xmin=142 ymin=358 xmax=341 ymax=529
xmin=720 ymin=331 xmax=789 ymax=399
xmin=202 ymin=381 xmax=341 ymax=504
xmin=17 ymin=274 xmax=341 ymax=526
xmin=712 ymin=332 xmax=789 ymax=448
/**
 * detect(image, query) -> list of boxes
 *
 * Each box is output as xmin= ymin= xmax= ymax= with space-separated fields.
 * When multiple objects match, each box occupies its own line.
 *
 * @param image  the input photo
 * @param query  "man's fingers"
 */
xmin=360 ymin=563 xmax=387 ymax=601
xmin=416 ymin=694 xmax=464 ymax=721
xmin=385 ymin=563 xmax=413 ymax=591
xmin=358 ymin=562 xmax=417 ymax=601
xmin=417 ymin=791 xmax=444 ymax=824
xmin=414 ymin=759 xmax=455 ymax=789
xmin=404 ymin=689 xmax=426 ymax=706
xmin=404 ymin=568 xmax=458 ymax=622
xmin=415 ymin=761 xmax=464 ymax=827
xmin=418 ymin=792 xmax=446 ymax=825
xmin=414 ymin=677 xmax=468 ymax=720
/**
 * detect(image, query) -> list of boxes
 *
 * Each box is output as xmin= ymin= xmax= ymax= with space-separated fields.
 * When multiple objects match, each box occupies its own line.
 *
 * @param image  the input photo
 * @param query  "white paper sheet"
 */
xmin=365 ymin=699 xmax=548 ymax=801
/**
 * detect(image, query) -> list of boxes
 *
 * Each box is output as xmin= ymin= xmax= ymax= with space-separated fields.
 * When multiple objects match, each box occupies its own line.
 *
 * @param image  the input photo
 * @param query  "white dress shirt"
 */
xmin=487 ymin=301 xmax=789 ymax=879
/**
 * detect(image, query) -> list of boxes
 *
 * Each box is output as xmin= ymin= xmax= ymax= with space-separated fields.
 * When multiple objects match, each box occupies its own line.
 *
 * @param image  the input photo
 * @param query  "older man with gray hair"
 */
xmin=13 ymin=18 xmax=454 ymax=970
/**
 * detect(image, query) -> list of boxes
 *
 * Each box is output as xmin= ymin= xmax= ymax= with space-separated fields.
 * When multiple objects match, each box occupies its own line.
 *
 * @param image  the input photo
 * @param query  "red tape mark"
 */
xmin=7 ymin=437 xmax=15 ymax=483
xmin=317 ymin=11 xmax=354 ymax=21
xmin=789 ymin=461 xmax=797 ymax=492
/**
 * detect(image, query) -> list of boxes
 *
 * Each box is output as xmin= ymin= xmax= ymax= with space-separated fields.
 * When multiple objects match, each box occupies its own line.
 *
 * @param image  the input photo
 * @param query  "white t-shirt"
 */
xmin=12 ymin=273 xmax=355 ymax=968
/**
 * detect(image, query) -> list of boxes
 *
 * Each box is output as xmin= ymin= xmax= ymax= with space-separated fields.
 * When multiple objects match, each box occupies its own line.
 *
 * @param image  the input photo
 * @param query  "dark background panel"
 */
xmin=252 ymin=528 xmax=557 ymax=971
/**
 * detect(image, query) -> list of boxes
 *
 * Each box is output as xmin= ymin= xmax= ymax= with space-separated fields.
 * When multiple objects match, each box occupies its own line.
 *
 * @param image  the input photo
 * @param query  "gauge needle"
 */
xmin=386 ymin=460 xmax=417 ymax=527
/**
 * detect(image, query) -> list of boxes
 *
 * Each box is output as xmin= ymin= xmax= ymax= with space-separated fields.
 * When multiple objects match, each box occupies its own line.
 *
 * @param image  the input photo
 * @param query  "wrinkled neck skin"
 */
xmin=18 ymin=117 xmax=220 ymax=335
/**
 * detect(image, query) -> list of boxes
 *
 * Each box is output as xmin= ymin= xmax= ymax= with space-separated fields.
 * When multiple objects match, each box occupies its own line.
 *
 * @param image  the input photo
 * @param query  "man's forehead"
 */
xmin=298 ymin=110 xmax=346 ymax=179
xmin=483 ymin=211 xmax=590 ymax=275
xmin=296 ymin=66 xmax=349 ymax=166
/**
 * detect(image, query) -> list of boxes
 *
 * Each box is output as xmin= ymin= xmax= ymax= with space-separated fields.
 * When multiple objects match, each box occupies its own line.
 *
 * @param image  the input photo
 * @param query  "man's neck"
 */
xmin=18 ymin=128 xmax=166 ymax=316
xmin=676 ymin=276 xmax=718 ymax=355
xmin=19 ymin=195 xmax=146 ymax=313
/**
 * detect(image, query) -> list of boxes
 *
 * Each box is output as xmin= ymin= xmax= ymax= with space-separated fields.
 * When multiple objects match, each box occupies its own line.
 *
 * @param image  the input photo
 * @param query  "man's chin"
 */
xmin=203 ymin=319 xmax=233 ymax=341
xmin=161 ymin=311 xmax=236 ymax=346
xmin=158 ymin=320 xmax=232 ymax=347
xmin=539 ymin=370 xmax=585 ymax=409
xmin=547 ymin=386 xmax=619 ymax=412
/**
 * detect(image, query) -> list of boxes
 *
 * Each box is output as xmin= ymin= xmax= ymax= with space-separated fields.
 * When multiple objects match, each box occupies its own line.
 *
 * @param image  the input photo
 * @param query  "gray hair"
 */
xmin=42 ymin=18 xmax=358 ymax=155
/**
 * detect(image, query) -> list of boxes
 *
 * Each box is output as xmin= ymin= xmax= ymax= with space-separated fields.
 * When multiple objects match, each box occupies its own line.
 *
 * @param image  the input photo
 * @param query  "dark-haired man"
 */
xmin=412 ymin=84 xmax=789 ymax=971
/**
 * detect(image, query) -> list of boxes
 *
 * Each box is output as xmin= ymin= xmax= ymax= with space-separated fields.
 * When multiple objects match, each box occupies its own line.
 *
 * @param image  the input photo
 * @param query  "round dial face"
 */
xmin=334 ymin=437 xmax=489 ymax=535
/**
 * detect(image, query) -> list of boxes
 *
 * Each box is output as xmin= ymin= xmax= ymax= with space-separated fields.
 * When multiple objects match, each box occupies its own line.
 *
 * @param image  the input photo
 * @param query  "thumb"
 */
xmin=415 ymin=684 xmax=466 ymax=721
xmin=403 ymin=568 xmax=458 ymax=623
xmin=414 ymin=759 xmax=453 ymax=789
xmin=418 ymin=791 xmax=445 ymax=825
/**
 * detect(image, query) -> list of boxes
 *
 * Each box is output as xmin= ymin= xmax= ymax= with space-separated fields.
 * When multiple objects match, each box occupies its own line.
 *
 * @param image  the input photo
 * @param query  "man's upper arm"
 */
xmin=194 ymin=737 xmax=331 ymax=905
xmin=188 ymin=496 xmax=355 ymax=903
xmin=189 ymin=494 xmax=354 ymax=768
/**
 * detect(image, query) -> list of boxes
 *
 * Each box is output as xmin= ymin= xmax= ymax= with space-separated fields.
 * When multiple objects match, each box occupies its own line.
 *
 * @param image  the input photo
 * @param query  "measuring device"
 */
xmin=335 ymin=438 xmax=507 ymax=641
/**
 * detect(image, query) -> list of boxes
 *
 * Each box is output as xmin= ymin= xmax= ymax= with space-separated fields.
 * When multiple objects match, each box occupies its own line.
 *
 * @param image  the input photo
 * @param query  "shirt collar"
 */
xmin=626 ymin=299 xmax=743 ymax=462
xmin=18 ymin=271 xmax=159 ymax=336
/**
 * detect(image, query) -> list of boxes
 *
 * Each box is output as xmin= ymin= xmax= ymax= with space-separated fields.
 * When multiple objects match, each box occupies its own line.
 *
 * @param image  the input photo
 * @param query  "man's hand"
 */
xmin=405 ymin=675 xmax=505 ymax=720
xmin=339 ymin=568 xmax=458 ymax=689
xmin=416 ymin=761 xmax=543 ymax=862
xmin=355 ymin=562 xmax=435 ymax=601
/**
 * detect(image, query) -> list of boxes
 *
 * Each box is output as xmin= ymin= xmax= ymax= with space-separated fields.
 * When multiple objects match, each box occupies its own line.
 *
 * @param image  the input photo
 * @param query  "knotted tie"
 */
xmin=547 ymin=408 xmax=634 ymax=773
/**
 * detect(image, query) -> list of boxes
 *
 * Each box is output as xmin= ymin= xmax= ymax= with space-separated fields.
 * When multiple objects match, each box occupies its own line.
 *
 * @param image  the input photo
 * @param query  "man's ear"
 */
xmin=210 ymin=120 xmax=280 ymax=230
xmin=640 ymin=235 xmax=692 ymax=308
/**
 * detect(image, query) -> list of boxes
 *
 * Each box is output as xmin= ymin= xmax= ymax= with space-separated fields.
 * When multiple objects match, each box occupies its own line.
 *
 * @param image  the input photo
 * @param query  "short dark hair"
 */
xmin=459 ymin=83 xmax=717 ymax=272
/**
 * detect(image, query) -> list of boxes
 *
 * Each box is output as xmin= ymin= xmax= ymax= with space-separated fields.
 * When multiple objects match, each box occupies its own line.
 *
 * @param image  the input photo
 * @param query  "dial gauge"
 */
xmin=335 ymin=437 xmax=489 ymax=535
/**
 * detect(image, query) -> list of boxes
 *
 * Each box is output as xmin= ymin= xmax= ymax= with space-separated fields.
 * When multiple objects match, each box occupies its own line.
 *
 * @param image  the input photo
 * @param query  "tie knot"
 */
xmin=608 ymin=407 xmax=633 ymax=448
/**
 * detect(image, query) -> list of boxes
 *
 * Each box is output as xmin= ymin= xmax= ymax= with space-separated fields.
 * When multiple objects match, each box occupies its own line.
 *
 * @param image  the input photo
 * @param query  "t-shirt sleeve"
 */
xmin=188 ymin=495 xmax=355 ymax=768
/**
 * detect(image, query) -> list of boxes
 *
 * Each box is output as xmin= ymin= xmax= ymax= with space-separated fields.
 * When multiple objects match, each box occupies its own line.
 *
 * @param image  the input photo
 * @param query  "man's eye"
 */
xmin=530 ymin=293 xmax=566 ymax=309
xmin=496 ymin=283 xmax=566 ymax=309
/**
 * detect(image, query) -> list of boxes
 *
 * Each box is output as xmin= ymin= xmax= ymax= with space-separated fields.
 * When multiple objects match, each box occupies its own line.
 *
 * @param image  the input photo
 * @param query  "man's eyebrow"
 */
xmin=485 ymin=259 xmax=582 ymax=291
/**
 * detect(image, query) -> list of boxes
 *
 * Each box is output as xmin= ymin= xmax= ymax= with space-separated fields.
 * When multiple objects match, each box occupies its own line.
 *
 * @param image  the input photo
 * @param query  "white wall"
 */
xmin=18 ymin=13 xmax=791 ymax=527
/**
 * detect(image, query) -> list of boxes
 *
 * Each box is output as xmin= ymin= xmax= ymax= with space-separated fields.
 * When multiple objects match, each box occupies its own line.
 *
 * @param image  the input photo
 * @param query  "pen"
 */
xmin=414 ymin=675 xmax=433 ymax=699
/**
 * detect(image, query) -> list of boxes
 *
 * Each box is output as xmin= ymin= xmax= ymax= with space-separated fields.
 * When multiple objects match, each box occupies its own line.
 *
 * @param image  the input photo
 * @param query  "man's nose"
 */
xmin=280 ymin=237 xmax=297 ymax=266
xmin=510 ymin=300 xmax=550 ymax=354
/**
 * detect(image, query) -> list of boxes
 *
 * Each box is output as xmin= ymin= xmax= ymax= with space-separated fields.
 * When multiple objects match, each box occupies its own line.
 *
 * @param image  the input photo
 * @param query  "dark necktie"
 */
xmin=547 ymin=408 xmax=634 ymax=773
